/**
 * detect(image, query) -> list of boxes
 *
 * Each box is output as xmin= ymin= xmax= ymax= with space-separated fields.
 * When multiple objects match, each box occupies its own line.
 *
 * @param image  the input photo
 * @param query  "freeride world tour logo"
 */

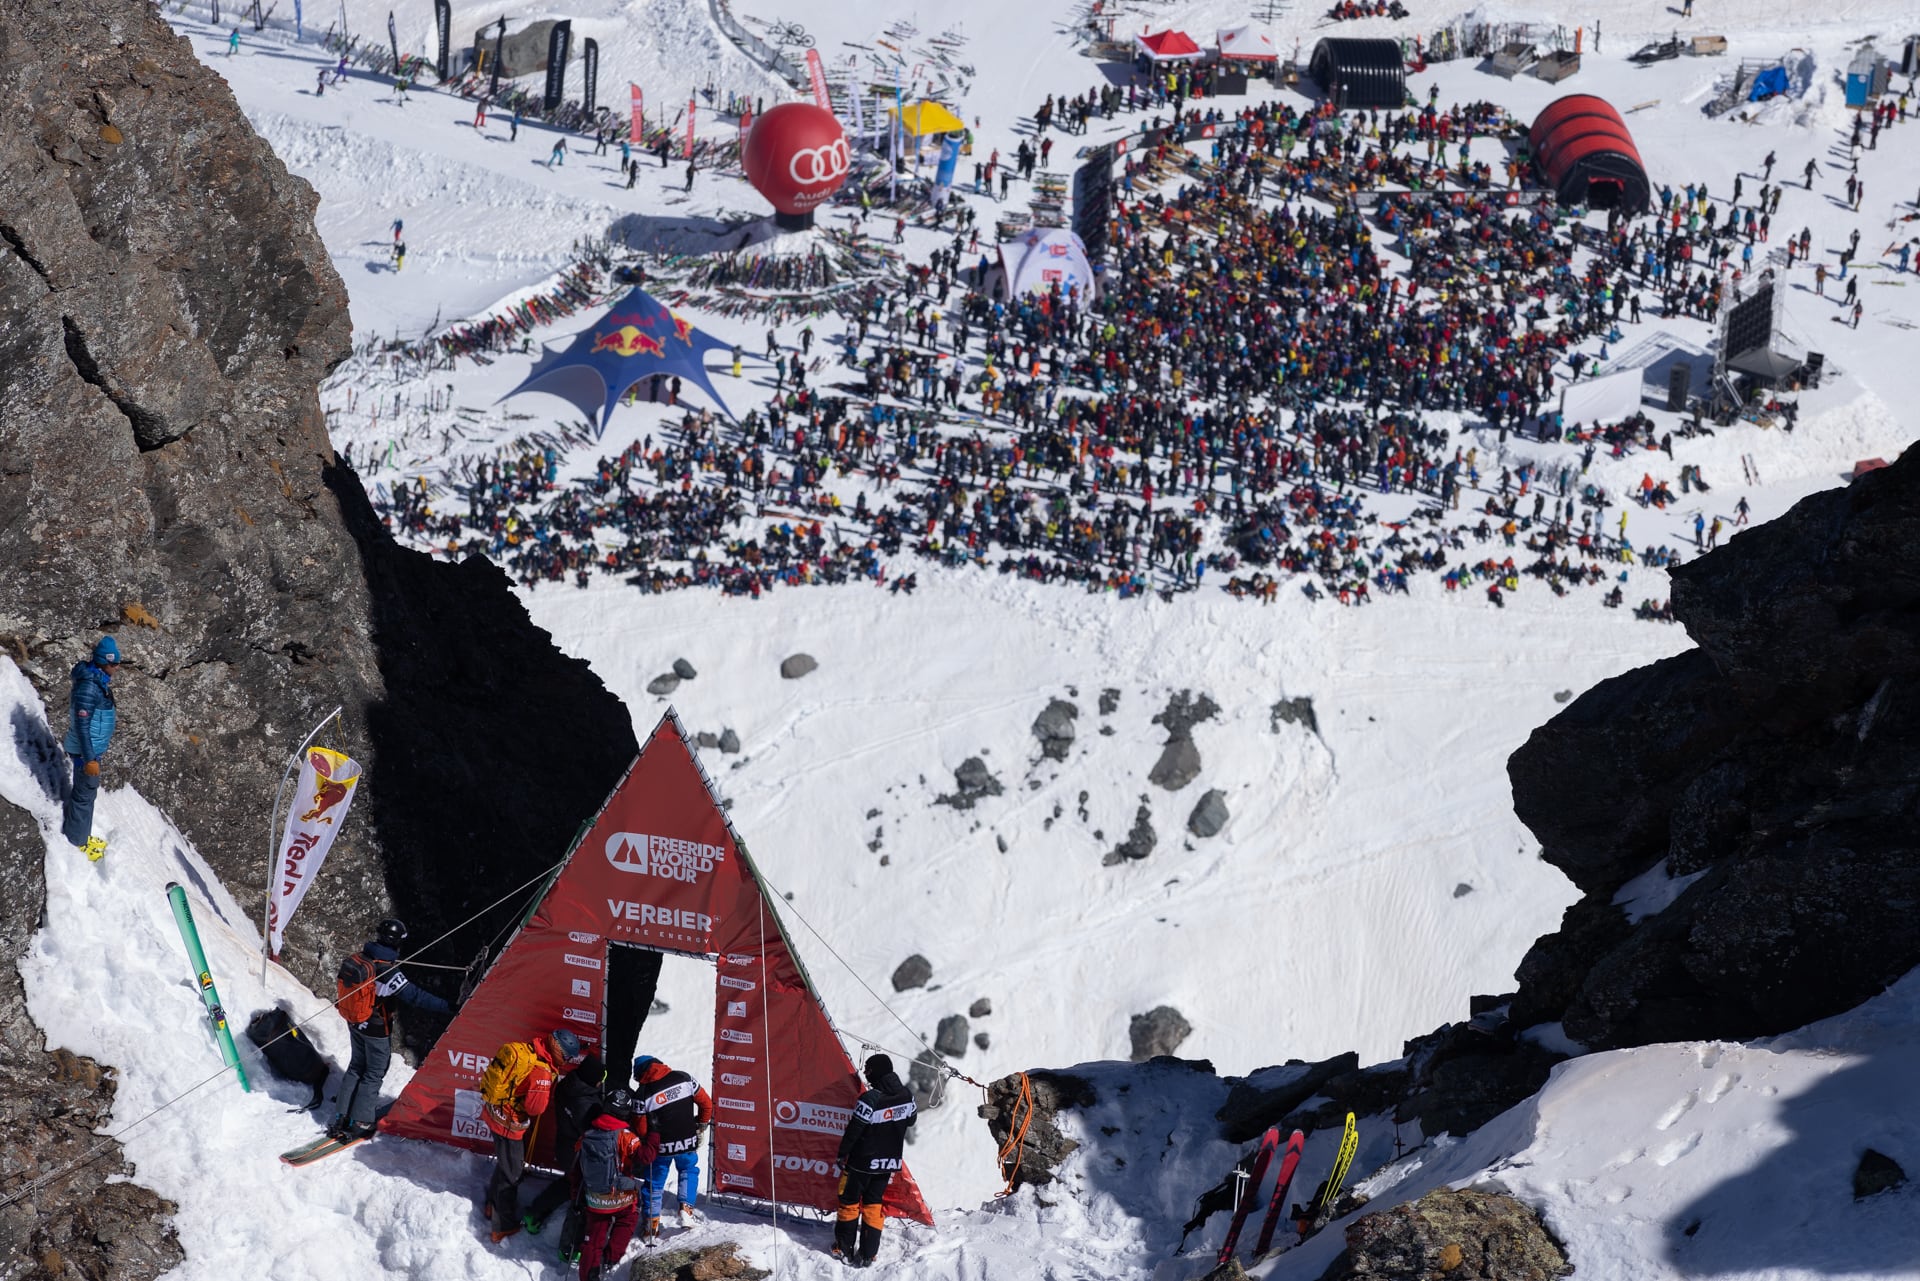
xmin=605 ymin=831 xmax=728 ymax=882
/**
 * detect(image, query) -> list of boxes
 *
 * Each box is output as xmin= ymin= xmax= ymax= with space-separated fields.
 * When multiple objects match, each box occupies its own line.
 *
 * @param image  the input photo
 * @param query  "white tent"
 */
xmin=994 ymin=227 xmax=1098 ymax=302
xmin=1216 ymin=25 xmax=1278 ymax=62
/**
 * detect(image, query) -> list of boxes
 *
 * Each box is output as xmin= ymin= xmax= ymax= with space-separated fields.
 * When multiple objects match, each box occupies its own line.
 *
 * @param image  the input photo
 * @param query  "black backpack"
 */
xmin=245 ymin=1008 xmax=330 ymax=1107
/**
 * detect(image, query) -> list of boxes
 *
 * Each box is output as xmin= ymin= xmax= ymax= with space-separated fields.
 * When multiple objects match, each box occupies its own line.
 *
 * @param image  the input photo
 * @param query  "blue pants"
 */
xmin=62 ymin=755 xmax=99 ymax=847
xmin=648 ymin=1149 xmax=699 ymax=1212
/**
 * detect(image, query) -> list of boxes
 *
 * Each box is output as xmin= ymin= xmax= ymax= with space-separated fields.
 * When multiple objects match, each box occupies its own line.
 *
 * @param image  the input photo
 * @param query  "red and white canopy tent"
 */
xmin=1135 ymin=29 xmax=1204 ymax=62
xmin=382 ymin=710 xmax=934 ymax=1226
xmin=1216 ymin=25 xmax=1279 ymax=61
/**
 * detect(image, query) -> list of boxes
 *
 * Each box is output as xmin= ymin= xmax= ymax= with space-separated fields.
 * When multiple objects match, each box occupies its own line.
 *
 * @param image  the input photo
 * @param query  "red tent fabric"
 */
xmin=381 ymin=711 xmax=933 ymax=1226
xmin=1136 ymin=29 xmax=1203 ymax=61
xmin=1853 ymin=458 xmax=1890 ymax=480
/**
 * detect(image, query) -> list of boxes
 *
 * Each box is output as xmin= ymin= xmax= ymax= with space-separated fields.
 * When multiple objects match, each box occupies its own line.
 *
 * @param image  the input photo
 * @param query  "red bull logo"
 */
xmin=670 ymin=313 xmax=696 ymax=345
xmin=591 ymin=324 xmax=665 ymax=358
xmin=301 ymin=750 xmax=353 ymax=824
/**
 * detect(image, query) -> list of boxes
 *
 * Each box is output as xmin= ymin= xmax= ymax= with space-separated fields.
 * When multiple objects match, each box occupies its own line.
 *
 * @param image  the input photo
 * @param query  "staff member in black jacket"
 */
xmin=833 ymin=1054 xmax=916 ymax=1267
xmin=521 ymin=1051 xmax=608 ymax=1235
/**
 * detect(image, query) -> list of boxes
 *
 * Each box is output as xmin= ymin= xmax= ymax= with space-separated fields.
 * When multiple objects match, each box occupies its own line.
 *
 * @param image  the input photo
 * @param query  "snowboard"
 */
xmin=280 ymin=1131 xmax=368 ymax=1166
xmin=1253 ymin=1129 xmax=1308 ymax=1256
xmin=1217 ymin=1127 xmax=1279 ymax=1264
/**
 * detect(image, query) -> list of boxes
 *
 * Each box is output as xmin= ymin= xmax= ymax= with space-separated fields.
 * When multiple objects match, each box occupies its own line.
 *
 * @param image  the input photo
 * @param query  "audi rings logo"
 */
xmin=788 ymin=139 xmax=850 ymax=187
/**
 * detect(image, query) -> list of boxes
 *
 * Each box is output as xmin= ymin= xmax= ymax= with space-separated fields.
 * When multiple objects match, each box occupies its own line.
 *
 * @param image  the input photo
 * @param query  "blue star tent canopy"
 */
xmin=501 ymin=286 xmax=734 ymax=431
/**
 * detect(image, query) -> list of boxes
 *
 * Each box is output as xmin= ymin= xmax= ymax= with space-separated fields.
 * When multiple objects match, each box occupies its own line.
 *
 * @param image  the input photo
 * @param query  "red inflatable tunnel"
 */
xmin=1529 ymin=94 xmax=1649 ymax=213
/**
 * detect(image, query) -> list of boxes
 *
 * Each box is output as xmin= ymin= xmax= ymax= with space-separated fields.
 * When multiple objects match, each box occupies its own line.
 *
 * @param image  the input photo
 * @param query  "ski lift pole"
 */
xmin=167 ymin=882 xmax=251 ymax=1092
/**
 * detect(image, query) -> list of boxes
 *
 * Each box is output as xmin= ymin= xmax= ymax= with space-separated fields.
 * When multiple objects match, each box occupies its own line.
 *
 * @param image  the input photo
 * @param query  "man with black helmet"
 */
xmin=328 ymin=918 xmax=452 ymax=1141
xmin=573 ymin=1088 xmax=658 ymax=1281
xmin=632 ymin=1054 xmax=713 ymax=1236
xmin=833 ymin=1054 xmax=917 ymax=1267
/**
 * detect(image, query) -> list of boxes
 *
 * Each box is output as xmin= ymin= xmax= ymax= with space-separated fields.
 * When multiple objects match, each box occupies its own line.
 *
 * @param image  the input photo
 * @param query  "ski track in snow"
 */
xmin=9 ymin=0 xmax=1920 ymax=1274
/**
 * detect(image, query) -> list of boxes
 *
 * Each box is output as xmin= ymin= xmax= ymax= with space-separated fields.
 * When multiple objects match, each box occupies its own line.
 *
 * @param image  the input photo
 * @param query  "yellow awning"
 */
xmin=890 ymin=99 xmax=966 ymax=137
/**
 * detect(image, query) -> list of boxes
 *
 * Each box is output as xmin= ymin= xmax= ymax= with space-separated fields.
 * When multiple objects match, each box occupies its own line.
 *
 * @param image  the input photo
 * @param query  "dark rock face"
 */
xmin=1129 ymin=1005 xmax=1192 ymax=1061
xmin=1271 ymin=696 xmax=1318 ymax=735
xmin=1507 ymin=450 xmax=1920 ymax=1049
xmin=0 ymin=802 xmax=183 ymax=1278
xmin=1217 ymin=1052 xmax=1358 ymax=1143
xmin=0 ymin=0 xmax=638 ymax=1264
xmin=1326 ymin=1186 xmax=1572 ymax=1281
xmin=629 ymin=1241 xmax=770 ymax=1281
xmin=1149 ymin=737 xmax=1202 ymax=791
xmin=1032 ymin=698 xmax=1078 ymax=761
xmin=779 ymin=653 xmax=818 ymax=679
xmin=978 ymin=1069 xmax=1098 ymax=1188
xmin=1104 ymin=803 xmax=1156 ymax=863
xmin=937 ymin=756 xmax=1003 ymax=809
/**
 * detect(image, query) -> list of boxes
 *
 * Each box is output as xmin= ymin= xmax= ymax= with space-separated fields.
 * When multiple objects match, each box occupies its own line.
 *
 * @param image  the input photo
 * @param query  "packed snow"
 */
xmin=12 ymin=0 xmax=1920 ymax=1274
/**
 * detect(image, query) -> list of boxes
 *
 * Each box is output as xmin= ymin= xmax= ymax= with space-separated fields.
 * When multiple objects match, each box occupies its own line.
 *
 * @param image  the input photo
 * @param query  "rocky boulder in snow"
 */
xmin=1104 ymin=804 xmax=1156 ymax=864
xmin=779 ymin=653 xmax=818 ymax=679
xmin=629 ymin=1241 xmax=770 ymax=1281
xmin=890 ymin=954 xmax=933 ymax=991
xmin=1508 ymin=449 xmax=1920 ymax=1050
xmin=935 ymin=1014 xmax=971 ymax=1057
xmin=937 ymin=756 xmax=1003 ymax=809
xmin=1129 ymin=1006 xmax=1193 ymax=1061
xmin=1323 ymin=1186 xmax=1572 ymax=1281
xmin=647 ymin=673 xmax=681 ymax=696
xmin=1032 ymin=698 xmax=1078 ymax=760
xmin=672 ymin=658 xmax=698 ymax=680
xmin=1188 ymin=789 xmax=1230 ymax=838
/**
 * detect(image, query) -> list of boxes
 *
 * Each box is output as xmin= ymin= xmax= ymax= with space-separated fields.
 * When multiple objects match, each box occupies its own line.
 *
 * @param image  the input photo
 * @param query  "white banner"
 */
xmin=267 ymin=746 xmax=362 ymax=957
xmin=1558 ymin=365 xmax=1645 ymax=427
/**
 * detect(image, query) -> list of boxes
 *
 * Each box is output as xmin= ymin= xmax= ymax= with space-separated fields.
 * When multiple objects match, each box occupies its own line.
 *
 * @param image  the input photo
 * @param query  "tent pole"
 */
xmin=759 ymin=892 xmax=780 ymax=1275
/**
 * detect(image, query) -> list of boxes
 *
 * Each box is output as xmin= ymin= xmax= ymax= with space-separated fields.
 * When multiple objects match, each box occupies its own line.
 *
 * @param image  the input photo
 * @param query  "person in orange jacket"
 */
xmin=632 ymin=1055 xmax=713 ymax=1236
xmin=574 ymin=1088 xmax=659 ymax=1281
xmin=481 ymin=1027 xmax=586 ymax=1242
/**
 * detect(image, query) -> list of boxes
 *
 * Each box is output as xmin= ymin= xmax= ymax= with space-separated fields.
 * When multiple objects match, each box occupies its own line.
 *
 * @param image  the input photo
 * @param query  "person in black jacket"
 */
xmin=522 ymin=1051 xmax=608 ymax=1235
xmin=328 ymin=919 xmax=451 ymax=1140
xmin=833 ymin=1054 xmax=916 ymax=1267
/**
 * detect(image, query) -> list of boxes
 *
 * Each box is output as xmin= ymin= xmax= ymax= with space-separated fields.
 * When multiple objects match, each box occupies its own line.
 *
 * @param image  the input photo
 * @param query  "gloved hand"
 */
xmin=83 ymin=760 xmax=100 ymax=778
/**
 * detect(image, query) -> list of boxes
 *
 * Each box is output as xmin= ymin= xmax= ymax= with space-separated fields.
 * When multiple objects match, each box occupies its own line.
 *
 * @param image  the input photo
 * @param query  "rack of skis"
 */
xmin=1181 ymin=1112 xmax=1361 ymax=1265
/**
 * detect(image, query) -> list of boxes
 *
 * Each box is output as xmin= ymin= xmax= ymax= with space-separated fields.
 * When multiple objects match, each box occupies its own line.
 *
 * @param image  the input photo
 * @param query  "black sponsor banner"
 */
xmin=581 ymin=37 xmax=599 ymax=114
xmin=543 ymin=19 xmax=572 ymax=111
xmin=1072 ymin=150 xmax=1115 ymax=265
xmin=488 ymin=18 xmax=505 ymax=96
xmin=433 ymin=0 xmax=451 ymax=80
xmin=388 ymin=10 xmax=399 ymax=70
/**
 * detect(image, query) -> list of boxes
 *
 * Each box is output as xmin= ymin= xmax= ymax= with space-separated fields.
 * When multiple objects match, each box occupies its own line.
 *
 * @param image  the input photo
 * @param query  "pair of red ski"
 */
xmin=1216 ymin=1127 xmax=1306 ymax=1263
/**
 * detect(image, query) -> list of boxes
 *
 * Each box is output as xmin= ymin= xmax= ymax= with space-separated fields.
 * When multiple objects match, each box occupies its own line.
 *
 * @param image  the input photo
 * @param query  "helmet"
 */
xmin=548 ymin=1028 xmax=585 ymax=1065
xmin=603 ymin=1087 xmax=635 ymax=1121
xmin=376 ymin=918 xmax=408 ymax=949
xmin=632 ymin=1054 xmax=658 ymax=1082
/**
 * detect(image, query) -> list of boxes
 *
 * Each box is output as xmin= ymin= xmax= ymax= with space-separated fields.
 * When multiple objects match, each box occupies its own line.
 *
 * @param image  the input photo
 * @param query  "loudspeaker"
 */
xmin=1666 ymin=364 xmax=1691 ymax=411
xmin=1803 ymin=351 xmax=1825 ymax=389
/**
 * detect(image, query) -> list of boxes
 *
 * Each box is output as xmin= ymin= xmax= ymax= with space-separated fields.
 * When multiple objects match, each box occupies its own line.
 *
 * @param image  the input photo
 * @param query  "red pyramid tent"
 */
xmin=381 ymin=710 xmax=933 ymax=1225
xmin=1135 ymin=29 xmax=1204 ymax=61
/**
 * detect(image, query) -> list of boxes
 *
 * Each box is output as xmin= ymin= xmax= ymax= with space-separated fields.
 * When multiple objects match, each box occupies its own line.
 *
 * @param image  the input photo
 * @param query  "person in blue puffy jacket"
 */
xmin=62 ymin=636 xmax=120 ymax=859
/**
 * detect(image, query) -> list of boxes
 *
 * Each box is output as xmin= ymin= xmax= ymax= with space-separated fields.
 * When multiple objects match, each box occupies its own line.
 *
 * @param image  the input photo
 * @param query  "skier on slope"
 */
xmin=328 ymin=918 xmax=452 ymax=1141
xmin=631 ymin=1055 xmax=713 ymax=1237
xmin=62 ymin=635 xmax=120 ymax=859
xmin=521 ymin=1049 xmax=608 ymax=1235
xmin=573 ymin=1089 xmax=658 ymax=1281
xmin=833 ymin=1054 xmax=916 ymax=1268
xmin=482 ymin=1028 xmax=587 ymax=1241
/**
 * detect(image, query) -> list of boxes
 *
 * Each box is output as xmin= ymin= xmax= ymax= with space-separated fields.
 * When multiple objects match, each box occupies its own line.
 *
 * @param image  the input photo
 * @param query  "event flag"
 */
xmin=630 ymin=85 xmax=643 ymax=145
xmin=685 ymin=96 xmax=696 ymax=159
xmin=267 ymin=747 xmax=362 ymax=958
xmin=805 ymin=48 xmax=831 ymax=110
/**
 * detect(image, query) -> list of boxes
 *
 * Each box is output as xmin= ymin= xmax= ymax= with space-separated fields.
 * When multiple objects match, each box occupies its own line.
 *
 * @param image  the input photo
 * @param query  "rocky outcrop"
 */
xmin=0 ymin=801 xmax=182 ymax=1279
xmin=1032 ymin=698 xmax=1078 ymax=761
xmin=1129 ymin=1005 xmax=1192 ymax=1061
xmin=1323 ymin=1186 xmax=1572 ymax=1281
xmin=629 ymin=1241 xmax=770 ymax=1281
xmin=1507 ymin=448 xmax=1920 ymax=1049
xmin=0 ymin=0 xmax=637 ymax=1266
xmin=978 ymin=1069 xmax=1099 ymax=1188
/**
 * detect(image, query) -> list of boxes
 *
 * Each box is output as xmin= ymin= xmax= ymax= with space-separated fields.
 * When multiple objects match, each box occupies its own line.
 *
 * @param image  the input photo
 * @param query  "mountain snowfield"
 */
xmin=9 ymin=0 xmax=1920 ymax=1273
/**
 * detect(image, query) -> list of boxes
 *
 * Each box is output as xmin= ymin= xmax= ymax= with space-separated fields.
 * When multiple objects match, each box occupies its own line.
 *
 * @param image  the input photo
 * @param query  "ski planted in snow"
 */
xmin=1217 ymin=1126 xmax=1280 ymax=1264
xmin=280 ymin=1132 xmax=367 ymax=1166
xmin=1253 ymin=1129 xmax=1308 ymax=1256
xmin=1304 ymin=1112 xmax=1359 ymax=1234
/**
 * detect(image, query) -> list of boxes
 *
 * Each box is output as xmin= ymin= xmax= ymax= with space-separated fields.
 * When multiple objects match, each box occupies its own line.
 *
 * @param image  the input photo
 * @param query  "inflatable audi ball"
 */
xmin=742 ymin=103 xmax=851 ymax=215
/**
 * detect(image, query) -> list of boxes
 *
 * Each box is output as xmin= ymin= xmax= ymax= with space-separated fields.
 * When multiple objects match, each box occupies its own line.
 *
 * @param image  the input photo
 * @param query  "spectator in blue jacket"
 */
xmin=63 ymin=636 xmax=120 ymax=859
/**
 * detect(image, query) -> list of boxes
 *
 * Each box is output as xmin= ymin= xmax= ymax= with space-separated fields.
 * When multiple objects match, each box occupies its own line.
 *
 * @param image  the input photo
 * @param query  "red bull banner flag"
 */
xmin=381 ymin=711 xmax=932 ymax=1227
xmin=630 ymin=84 xmax=643 ymax=145
xmin=685 ymin=96 xmax=697 ymax=159
xmin=267 ymin=746 xmax=362 ymax=958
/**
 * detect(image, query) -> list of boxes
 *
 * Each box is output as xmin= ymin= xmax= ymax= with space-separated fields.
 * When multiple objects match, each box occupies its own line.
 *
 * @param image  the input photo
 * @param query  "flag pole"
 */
xmin=263 ymin=706 xmax=344 ymax=980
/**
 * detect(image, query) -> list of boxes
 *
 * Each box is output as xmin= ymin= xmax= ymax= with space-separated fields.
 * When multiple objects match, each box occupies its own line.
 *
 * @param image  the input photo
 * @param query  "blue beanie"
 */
xmin=93 ymin=636 xmax=120 ymax=665
xmin=633 ymin=1054 xmax=658 ymax=1079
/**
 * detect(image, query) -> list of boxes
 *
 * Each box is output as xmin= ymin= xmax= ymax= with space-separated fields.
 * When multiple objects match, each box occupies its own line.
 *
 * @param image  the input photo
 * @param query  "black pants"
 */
xmin=488 ymin=1132 xmax=527 ymax=1222
xmin=834 ymin=1168 xmax=893 ymax=1261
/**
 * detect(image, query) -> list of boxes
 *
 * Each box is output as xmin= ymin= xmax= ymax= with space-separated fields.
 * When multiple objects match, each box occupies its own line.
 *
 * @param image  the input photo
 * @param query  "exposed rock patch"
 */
xmin=1129 ymin=1006 xmax=1193 ymax=1061
xmin=779 ymin=653 xmax=818 ymax=679
xmin=890 ymin=954 xmax=932 ymax=991
xmin=1325 ymin=1186 xmax=1572 ymax=1281
xmin=1032 ymin=698 xmax=1078 ymax=761
xmin=1188 ymin=789 xmax=1230 ymax=838
xmin=937 ymin=757 xmax=1003 ymax=809
xmin=979 ymin=1070 xmax=1099 ymax=1188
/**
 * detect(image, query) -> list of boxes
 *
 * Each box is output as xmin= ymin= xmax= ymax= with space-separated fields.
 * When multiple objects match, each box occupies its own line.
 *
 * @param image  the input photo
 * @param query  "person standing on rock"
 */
xmin=62 ymin=636 xmax=120 ymax=860
xmin=833 ymin=1054 xmax=916 ymax=1267
xmin=328 ymin=917 xmax=451 ymax=1141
